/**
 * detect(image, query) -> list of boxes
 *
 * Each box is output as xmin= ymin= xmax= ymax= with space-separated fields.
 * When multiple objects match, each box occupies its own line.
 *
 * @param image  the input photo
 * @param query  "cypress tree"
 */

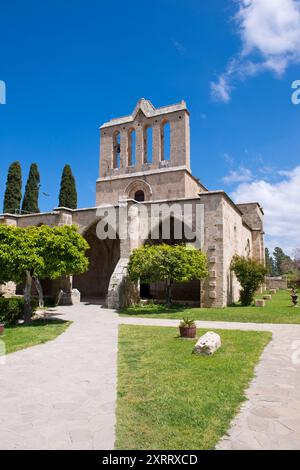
xmin=22 ymin=163 xmax=40 ymax=214
xmin=3 ymin=161 xmax=22 ymax=214
xmin=58 ymin=164 xmax=77 ymax=209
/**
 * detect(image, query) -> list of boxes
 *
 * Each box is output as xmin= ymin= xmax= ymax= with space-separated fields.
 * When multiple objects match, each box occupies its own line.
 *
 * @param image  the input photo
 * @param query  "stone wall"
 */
xmin=96 ymin=168 xmax=203 ymax=206
xmin=0 ymin=282 xmax=16 ymax=297
xmin=266 ymin=277 xmax=288 ymax=290
xmin=221 ymin=198 xmax=253 ymax=305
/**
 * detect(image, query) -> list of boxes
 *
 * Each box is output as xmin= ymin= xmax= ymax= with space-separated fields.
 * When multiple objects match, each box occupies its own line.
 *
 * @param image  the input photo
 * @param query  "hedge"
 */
xmin=0 ymin=297 xmax=37 ymax=325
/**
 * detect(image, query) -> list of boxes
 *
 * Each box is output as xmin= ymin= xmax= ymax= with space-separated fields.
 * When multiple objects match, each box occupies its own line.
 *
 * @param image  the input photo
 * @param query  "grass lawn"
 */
xmin=0 ymin=319 xmax=71 ymax=354
xmin=120 ymin=289 xmax=300 ymax=324
xmin=116 ymin=325 xmax=271 ymax=450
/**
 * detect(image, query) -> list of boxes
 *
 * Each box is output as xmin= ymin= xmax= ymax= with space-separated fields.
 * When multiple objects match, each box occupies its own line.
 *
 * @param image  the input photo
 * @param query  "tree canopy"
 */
xmin=22 ymin=163 xmax=40 ymax=214
xmin=0 ymin=224 xmax=89 ymax=322
xmin=231 ymin=256 xmax=267 ymax=306
xmin=59 ymin=164 xmax=77 ymax=209
xmin=128 ymin=244 xmax=208 ymax=305
xmin=3 ymin=161 xmax=22 ymax=214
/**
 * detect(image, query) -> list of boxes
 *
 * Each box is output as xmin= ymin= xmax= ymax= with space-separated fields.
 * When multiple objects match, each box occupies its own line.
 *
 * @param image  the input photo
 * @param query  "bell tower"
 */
xmin=96 ymin=99 xmax=206 ymax=205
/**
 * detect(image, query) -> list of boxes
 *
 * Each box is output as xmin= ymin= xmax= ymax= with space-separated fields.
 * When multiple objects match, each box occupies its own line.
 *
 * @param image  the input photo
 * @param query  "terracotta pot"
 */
xmin=0 ymin=324 xmax=4 ymax=335
xmin=179 ymin=325 xmax=197 ymax=339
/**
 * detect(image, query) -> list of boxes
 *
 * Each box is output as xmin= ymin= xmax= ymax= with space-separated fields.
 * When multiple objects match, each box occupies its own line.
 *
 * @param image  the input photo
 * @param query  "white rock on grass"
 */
xmin=193 ymin=332 xmax=221 ymax=356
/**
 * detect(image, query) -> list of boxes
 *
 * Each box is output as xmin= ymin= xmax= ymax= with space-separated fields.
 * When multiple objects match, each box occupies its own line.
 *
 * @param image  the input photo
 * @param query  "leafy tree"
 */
xmin=265 ymin=248 xmax=275 ymax=276
xmin=273 ymin=247 xmax=293 ymax=275
xmin=128 ymin=244 xmax=208 ymax=306
xmin=3 ymin=161 xmax=22 ymax=214
xmin=21 ymin=163 xmax=40 ymax=214
xmin=0 ymin=224 xmax=89 ymax=323
xmin=231 ymin=256 xmax=268 ymax=306
xmin=59 ymin=164 xmax=77 ymax=209
xmin=294 ymin=249 xmax=300 ymax=272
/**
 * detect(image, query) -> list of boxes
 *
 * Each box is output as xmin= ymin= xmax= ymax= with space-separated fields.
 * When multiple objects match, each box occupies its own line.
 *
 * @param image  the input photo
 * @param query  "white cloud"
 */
xmin=211 ymin=0 xmax=300 ymax=102
xmin=223 ymin=166 xmax=253 ymax=183
xmin=223 ymin=152 xmax=235 ymax=165
xmin=172 ymin=39 xmax=186 ymax=55
xmin=231 ymin=165 xmax=300 ymax=254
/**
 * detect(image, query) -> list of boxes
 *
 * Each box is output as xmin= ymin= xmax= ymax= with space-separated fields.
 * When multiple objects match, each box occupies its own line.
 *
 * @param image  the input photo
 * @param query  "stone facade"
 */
xmin=0 ymin=99 xmax=265 ymax=308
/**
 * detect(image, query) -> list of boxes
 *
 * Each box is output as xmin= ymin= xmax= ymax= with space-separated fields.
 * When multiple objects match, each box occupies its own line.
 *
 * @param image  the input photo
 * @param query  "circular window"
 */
xmin=134 ymin=190 xmax=145 ymax=202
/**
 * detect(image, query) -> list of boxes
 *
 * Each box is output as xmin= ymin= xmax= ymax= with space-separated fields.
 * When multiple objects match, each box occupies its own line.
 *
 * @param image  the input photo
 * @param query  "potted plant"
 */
xmin=179 ymin=318 xmax=197 ymax=338
xmin=291 ymin=288 xmax=299 ymax=307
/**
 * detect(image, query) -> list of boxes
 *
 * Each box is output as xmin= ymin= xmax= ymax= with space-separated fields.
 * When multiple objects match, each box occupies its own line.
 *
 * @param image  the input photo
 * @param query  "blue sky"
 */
xmin=1 ymin=0 xmax=300 ymax=254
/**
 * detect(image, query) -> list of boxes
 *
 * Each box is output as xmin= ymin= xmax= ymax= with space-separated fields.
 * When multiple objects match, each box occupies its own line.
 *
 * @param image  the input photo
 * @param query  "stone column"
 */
xmin=120 ymin=129 xmax=128 ymax=170
xmin=152 ymin=122 xmax=162 ymax=169
xmin=135 ymin=125 xmax=145 ymax=171
xmin=54 ymin=207 xmax=73 ymax=226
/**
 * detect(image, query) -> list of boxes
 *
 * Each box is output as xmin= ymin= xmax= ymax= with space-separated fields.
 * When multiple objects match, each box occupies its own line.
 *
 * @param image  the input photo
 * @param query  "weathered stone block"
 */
xmin=59 ymin=289 xmax=81 ymax=306
xmin=263 ymin=295 xmax=272 ymax=301
xmin=255 ymin=299 xmax=266 ymax=307
xmin=193 ymin=332 xmax=221 ymax=356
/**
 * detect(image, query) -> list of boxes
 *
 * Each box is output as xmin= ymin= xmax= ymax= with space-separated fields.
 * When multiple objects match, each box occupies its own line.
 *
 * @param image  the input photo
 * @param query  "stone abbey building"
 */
xmin=0 ymin=99 xmax=264 ymax=308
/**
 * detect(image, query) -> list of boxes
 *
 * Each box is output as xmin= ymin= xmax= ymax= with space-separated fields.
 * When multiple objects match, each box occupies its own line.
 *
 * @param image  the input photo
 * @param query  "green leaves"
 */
xmin=58 ymin=165 xmax=77 ymax=209
xmin=3 ymin=161 xmax=22 ymax=214
xmin=231 ymin=256 xmax=267 ymax=306
xmin=22 ymin=163 xmax=40 ymax=214
xmin=0 ymin=224 xmax=89 ymax=283
xmin=128 ymin=244 xmax=208 ymax=285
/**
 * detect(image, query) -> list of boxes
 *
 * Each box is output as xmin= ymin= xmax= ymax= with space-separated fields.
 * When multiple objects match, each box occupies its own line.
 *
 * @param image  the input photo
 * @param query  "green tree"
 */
xmin=128 ymin=244 xmax=208 ymax=306
xmin=0 ymin=224 xmax=89 ymax=323
xmin=21 ymin=163 xmax=40 ymax=214
xmin=58 ymin=164 xmax=77 ymax=209
xmin=273 ymin=247 xmax=293 ymax=275
xmin=231 ymin=256 xmax=267 ymax=306
xmin=265 ymin=248 xmax=275 ymax=276
xmin=3 ymin=161 xmax=22 ymax=214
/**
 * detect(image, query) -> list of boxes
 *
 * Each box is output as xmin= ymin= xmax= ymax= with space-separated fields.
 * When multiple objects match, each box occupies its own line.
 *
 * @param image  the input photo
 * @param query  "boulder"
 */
xmin=255 ymin=299 xmax=266 ymax=307
xmin=193 ymin=332 xmax=221 ymax=356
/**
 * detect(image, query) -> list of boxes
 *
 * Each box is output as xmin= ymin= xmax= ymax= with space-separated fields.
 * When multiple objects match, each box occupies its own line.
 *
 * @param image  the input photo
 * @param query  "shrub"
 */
xmin=231 ymin=256 xmax=267 ymax=306
xmin=0 ymin=297 xmax=37 ymax=325
xmin=0 ymin=297 xmax=24 ymax=325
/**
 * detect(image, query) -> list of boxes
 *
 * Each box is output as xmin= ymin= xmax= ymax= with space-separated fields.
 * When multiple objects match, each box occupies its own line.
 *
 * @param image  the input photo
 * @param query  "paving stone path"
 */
xmin=1 ymin=304 xmax=300 ymax=450
xmin=0 ymin=304 xmax=118 ymax=450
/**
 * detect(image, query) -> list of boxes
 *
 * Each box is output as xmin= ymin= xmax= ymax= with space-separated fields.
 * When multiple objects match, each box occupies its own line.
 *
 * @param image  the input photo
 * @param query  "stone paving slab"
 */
xmin=120 ymin=316 xmax=300 ymax=450
xmin=0 ymin=304 xmax=118 ymax=450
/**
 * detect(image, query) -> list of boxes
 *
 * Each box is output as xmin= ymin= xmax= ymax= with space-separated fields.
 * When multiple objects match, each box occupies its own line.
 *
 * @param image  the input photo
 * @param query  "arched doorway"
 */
xmin=73 ymin=221 xmax=120 ymax=302
xmin=141 ymin=217 xmax=201 ymax=306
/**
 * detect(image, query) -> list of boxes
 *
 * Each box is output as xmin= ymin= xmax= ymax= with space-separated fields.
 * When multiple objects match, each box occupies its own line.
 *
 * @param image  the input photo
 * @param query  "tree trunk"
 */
xmin=33 ymin=277 xmax=44 ymax=308
xmin=166 ymin=280 xmax=173 ymax=307
xmin=23 ymin=270 xmax=33 ymax=324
